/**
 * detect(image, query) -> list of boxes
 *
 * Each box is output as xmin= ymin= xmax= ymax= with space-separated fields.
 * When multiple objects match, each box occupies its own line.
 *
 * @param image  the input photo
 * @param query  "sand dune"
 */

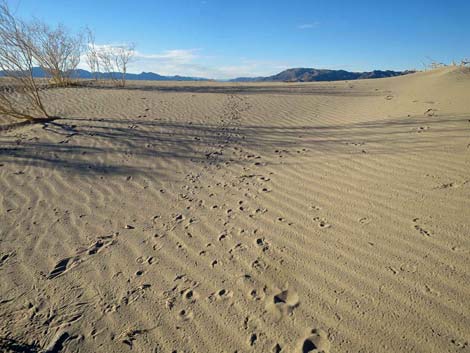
xmin=1 ymin=67 xmax=469 ymax=352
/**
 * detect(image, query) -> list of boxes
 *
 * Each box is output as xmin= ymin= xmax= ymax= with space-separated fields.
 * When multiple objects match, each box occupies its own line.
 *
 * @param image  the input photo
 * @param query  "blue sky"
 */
xmin=12 ymin=0 xmax=470 ymax=79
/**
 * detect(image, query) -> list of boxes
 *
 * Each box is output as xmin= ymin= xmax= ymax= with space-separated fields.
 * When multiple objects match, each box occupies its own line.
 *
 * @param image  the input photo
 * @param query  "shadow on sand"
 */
xmin=0 ymin=338 xmax=40 ymax=353
xmin=77 ymin=81 xmax=382 ymax=97
xmin=0 ymin=113 xmax=468 ymax=177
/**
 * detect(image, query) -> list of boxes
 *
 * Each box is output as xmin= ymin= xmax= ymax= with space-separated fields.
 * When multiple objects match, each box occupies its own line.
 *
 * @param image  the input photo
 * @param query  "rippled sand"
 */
xmin=1 ymin=67 xmax=469 ymax=352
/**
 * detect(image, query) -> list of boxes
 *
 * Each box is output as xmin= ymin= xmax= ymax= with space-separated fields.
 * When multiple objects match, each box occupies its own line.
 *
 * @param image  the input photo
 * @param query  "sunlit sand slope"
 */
xmin=1 ymin=67 xmax=469 ymax=352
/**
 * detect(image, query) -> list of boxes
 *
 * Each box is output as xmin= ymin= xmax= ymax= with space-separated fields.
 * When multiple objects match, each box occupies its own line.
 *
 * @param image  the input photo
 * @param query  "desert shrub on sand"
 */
xmin=28 ymin=21 xmax=83 ymax=87
xmin=0 ymin=1 xmax=85 ymax=121
xmin=85 ymin=28 xmax=100 ymax=81
xmin=0 ymin=1 xmax=50 ymax=121
xmin=95 ymin=43 xmax=135 ymax=87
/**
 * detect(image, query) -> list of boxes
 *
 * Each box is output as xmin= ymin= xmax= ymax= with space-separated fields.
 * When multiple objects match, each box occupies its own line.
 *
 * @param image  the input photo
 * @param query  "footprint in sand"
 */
xmin=252 ymin=258 xmax=268 ymax=272
xmin=0 ymin=251 xmax=15 ymax=267
xmin=255 ymin=238 xmax=270 ymax=252
xmin=208 ymin=288 xmax=233 ymax=303
xmin=47 ymin=235 xmax=116 ymax=279
xmin=267 ymin=289 xmax=299 ymax=317
xmin=412 ymin=218 xmax=431 ymax=237
xmin=300 ymin=328 xmax=330 ymax=353
xmin=218 ymin=232 xmax=228 ymax=241
xmin=358 ymin=217 xmax=371 ymax=225
xmin=414 ymin=126 xmax=429 ymax=133
xmin=182 ymin=288 xmax=199 ymax=303
xmin=424 ymin=108 xmax=437 ymax=117
xmin=178 ymin=308 xmax=194 ymax=321
xmin=248 ymin=332 xmax=258 ymax=346
xmin=313 ymin=217 xmax=331 ymax=229
xmin=118 ymin=329 xmax=147 ymax=348
xmin=216 ymin=288 xmax=231 ymax=298
xmin=136 ymin=256 xmax=154 ymax=265
xmin=47 ymin=258 xmax=73 ymax=280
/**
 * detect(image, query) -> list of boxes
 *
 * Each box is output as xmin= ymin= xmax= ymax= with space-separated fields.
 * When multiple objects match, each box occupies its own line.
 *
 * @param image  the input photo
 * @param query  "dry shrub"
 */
xmin=0 ymin=1 xmax=50 ymax=121
xmin=29 ymin=21 xmax=83 ymax=87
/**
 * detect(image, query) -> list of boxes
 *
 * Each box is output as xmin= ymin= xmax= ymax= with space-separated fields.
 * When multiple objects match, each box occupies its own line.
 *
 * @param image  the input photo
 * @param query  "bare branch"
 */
xmin=114 ymin=43 xmax=135 ymax=87
xmin=96 ymin=43 xmax=135 ymax=87
xmin=85 ymin=27 xmax=100 ymax=80
xmin=0 ymin=1 xmax=49 ymax=121
xmin=28 ymin=21 xmax=83 ymax=86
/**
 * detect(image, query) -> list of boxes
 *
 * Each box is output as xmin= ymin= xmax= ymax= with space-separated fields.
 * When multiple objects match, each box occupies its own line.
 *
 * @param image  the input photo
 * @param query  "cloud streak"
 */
xmin=134 ymin=49 xmax=199 ymax=62
xmin=79 ymin=46 xmax=291 ymax=79
xmin=297 ymin=22 xmax=320 ymax=29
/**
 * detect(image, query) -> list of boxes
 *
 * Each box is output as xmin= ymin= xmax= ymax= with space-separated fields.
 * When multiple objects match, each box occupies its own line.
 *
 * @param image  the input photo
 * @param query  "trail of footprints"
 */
xmin=165 ymin=95 xmax=332 ymax=351
xmin=40 ymin=94 xmax=333 ymax=351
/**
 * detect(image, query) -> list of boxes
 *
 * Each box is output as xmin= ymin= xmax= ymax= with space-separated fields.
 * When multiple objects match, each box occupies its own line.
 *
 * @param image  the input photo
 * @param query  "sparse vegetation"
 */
xmin=0 ymin=1 xmax=50 ymax=121
xmin=114 ymin=44 xmax=135 ymax=87
xmin=85 ymin=28 xmax=100 ymax=81
xmin=94 ymin=43 xmax=135 ymax=87
xmin=29 ymin=21 xmax=83 ymax=86
xmin=422 ymin=57 xmax=470 ymax=70
xmin=0 ymin=1 xmax=93 ymax=122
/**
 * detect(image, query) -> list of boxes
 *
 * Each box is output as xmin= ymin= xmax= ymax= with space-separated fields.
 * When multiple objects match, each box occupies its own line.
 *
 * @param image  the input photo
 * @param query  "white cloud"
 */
xmin=134 ymin=49 xmax=199 ymax=63
xmin=297 ymin=22 xmax=320 ymax=29
xmin=79 ymin=46 xmax=290 ymax=79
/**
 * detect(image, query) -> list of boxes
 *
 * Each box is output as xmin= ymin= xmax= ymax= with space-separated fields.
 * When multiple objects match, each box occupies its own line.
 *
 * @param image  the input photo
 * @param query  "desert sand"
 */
xmin=1 ymin=67 xmax=469 ymax=352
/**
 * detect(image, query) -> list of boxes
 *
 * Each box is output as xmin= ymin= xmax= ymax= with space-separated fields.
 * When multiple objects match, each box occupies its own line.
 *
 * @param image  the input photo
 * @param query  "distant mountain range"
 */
xmin=1 ymin=67 xmax=414 ymax=82
xmin=72 ymin=69 xmax=211 ymax=82
xmin=0 ymin=67 xmax=210 ymax=82
xmin=229 ymin=68 xmax=414 ymax=82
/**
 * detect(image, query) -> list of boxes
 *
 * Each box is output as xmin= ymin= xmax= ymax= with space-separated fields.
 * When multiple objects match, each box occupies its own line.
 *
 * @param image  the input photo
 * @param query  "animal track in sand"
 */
xmin=249 ymin=289 xmax=262 ymax=301
xmin=434 ymin=180 xmax=468 ymax=189
xmin=267 ymin=289 xmax=299 ymax=317
xmin=252 ymin=258 xmax=268 ymax=272
xmin=0 ymin=251 xmax=15 ymax=267
xmin=358 ymin=217 xmax=371 ymax=225
xmin=414 ymin=126 xmax=429 ymax=133
xmin=218 ymin=232 xmax=228 ymax=241
xmin=136 ymin=256 xmax=154 ymax=265
xmin=255 ymin=238 xmax=270 ymax=252
xmin=47 ymin=235 xmax=116 ymax=279
xmin=451 ymin=245 xmax=469 ymax=253
xmin=400 ymin=263 xmax=417 ymax=273
xmin=249 ymin=332 xmax=258 ymax=346
xmin=424 ymin=108 xmax=437 ymax=116
xmin=346 ymin=141 xmax=365 ymax=147
xmin=229 ymin=242 xmax=248 ymax=255
xmin=182 ymin=288 xmax=199 ymax=303
xmin=313 ymin=217 xmax=331 ymax=229
xmin=178 ymin=308 xmax=194 ymax=321
xmin=300 ymin=328 xmax=330 ymax=353
xmin=412 ymin=218 xmax=431 ymax=237
xmin=110 ymin=284 xmax=152 ymax=310
xmin=207 ymin=288 xmax=233 ymax=303
xmin=118 ymin=328 xmax=148 ymax=348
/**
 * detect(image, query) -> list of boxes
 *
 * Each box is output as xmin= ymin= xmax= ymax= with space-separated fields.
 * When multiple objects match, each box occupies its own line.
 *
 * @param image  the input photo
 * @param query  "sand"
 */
xmin=0 ymin=67 xmax=469 ymax=353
